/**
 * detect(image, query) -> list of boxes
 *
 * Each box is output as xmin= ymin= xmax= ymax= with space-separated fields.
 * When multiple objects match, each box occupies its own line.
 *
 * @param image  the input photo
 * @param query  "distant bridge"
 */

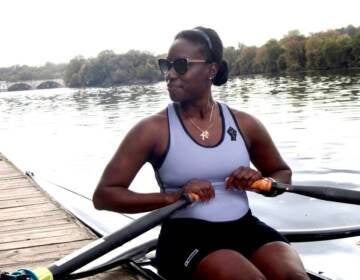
xmin=0 ymin=79 xmax=65 ymax=91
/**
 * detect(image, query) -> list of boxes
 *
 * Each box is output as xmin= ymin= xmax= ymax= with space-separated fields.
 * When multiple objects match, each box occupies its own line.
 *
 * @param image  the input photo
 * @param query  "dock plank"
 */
xmin=0 ymin=209 xmax=65 ymax=222
xmin=0 ymin=231 xmax=91 ymax=251
xmin=0 ymin=240 xmax=91 ymax=267
xmin=0 ymin=223 xmax=82 ymax=240
xmin=0 ymin=213 xmax=71 ymax=232
xmin=0 ymin=153 xmax=143 ymax=279
xmin=0 ymin=196 xmax=49 ymax=209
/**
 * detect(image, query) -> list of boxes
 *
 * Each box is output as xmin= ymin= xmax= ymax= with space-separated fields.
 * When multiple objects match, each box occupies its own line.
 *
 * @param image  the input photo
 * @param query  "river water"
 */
xmin=1 ymin=71 xmax=359 ymax=279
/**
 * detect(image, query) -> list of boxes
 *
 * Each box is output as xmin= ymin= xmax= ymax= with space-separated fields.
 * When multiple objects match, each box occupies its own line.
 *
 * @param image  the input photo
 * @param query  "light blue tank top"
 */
xmin=155 ymin=102 xmax=250 ymax=222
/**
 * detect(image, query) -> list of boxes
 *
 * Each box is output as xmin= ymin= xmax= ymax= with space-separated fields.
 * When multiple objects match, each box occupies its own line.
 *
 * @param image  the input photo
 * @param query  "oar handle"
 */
xmin=276 ymin=182 xmax=360 ymax=205
xmin=250 ymin=178 xmax=360 ymax=205
xmin=249 ymin=178 xmax=273 ymax=192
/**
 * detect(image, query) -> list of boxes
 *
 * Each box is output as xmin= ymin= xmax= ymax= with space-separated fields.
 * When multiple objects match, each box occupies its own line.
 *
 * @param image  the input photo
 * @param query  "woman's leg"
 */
xmin=193 ymin=249 xmax=266 ymax=280
xmin=250 ymin=241 xmax=310 ymax=280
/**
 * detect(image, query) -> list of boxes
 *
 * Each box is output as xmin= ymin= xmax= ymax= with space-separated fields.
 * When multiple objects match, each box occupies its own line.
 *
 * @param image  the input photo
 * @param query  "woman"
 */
xmin=93 ymin=27 xmax=309 ymax=280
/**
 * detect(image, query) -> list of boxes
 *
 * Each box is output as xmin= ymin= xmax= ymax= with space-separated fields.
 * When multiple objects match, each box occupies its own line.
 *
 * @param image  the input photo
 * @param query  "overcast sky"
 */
xmin=1 ymin=0 xmax=360 ymax=67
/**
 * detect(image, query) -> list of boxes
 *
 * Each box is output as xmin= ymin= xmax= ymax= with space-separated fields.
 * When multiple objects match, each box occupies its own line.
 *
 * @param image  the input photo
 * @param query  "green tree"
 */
xmin=350 ymin=33 xmax=360 ymax=67
xmin=337 ymin=25 xmax=358 ymax=37
xmin=253 ymin=46 xmax=266 ymax=73
xmin=110 ymin=56 xmax=133 ymax=84
xmin=262 ymin=39 xmax=284 ymax=73
xmin=305 ymin=34 xmax=327 ymax=69
xmin=236 ymin=46 xmax=257 ymax=74
xmin=79 ymin=60 xmax=108 ymax=87
xmin=64 ymin=56 xmax=86 ymax=87
xmin=223 ymin=44 xmax=245 ymax=76
xmin=322 ymin=33 xmax=352 ymax=68
xmin=95 ymin=50 xmax=117 ymax=86
xmin=280 ymin=30 xmax=306 ymax=71
xmin=305 ymin=31 xmax=353 ymax=70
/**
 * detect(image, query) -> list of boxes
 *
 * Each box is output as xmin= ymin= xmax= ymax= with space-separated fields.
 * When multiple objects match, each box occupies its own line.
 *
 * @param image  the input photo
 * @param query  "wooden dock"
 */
xmin=0 ymin=153 xmax=142 ymax=279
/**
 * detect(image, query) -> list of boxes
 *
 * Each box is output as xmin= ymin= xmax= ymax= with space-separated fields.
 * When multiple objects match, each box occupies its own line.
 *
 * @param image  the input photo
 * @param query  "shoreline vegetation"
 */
xmin=0 ymin=25 xmax=359 ymax=90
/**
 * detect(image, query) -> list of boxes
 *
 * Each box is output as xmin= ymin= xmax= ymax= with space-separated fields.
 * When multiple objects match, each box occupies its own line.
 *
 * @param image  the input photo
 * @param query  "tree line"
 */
xmin=224 ymin=25 xmax=360 ymax=75
xmin=64 ymin=50 xmax=162 ymax=87
xmin=0 ymin=62 xmax=66 ymax=82
xmin=1 ymin=25 xmax=359 ymax=88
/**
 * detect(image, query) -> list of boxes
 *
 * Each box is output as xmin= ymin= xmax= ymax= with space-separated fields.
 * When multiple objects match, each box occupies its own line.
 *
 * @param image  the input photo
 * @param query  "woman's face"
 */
xmin=165 ymin=38 xmax=213 ymax=103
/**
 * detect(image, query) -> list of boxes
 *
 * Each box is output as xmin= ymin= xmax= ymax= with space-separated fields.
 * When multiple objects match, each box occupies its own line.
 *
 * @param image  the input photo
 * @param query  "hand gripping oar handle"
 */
xmin=23 ymin=195 xmax=192 ymax=280
xmin=250 ymin=178 xmax=360 ymax=205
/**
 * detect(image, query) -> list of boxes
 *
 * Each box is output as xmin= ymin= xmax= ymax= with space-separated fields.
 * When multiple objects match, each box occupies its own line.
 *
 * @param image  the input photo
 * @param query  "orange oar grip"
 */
xmin=250 ymin=178 xmax=273 ymax=192
xmin=187 ymin=193 xmax=200 ymax=202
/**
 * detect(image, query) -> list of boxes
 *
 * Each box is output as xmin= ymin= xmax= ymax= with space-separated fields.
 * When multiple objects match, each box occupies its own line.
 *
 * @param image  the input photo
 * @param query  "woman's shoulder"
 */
xmin=129 ymin=109 xmax=169 ymax=160
xmin=226 ymin=106 xmax=269 ymax=146
xmin=127 ymin=108 xmax=168 ymax=146
xmin=226 ymin=106 xmax=260 ymax=128
xmin=137 ymin=109 xmax=168 ymax=132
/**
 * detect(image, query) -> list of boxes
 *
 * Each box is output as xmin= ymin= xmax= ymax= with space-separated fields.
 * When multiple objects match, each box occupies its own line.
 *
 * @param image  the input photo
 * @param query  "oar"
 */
xmin=9 ymin=194 xmax=194 ymax=280
xmin=251 ymin=178 xmax=360 ymax=205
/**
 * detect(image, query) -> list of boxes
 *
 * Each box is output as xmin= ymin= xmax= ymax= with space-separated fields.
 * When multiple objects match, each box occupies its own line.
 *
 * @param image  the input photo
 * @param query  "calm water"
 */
xmin=1 ymin=71 xmax=360 ymax=279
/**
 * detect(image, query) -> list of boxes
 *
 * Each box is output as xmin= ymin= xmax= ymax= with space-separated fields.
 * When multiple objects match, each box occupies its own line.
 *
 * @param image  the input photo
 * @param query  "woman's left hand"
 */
xmin=225 ymin=166 xmax=262 ymax=190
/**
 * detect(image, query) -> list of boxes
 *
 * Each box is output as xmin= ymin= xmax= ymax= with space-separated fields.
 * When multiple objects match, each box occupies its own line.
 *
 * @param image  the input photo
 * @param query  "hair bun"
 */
xmin=213 ymin=60 xmax=228 ymax=86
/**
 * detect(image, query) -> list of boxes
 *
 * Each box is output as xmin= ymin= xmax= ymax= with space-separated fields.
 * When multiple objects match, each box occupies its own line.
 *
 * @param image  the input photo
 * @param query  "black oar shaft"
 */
xmin=49 ymin=197 xmax=191 ymax=279
xmin=274 ymin=182 xmax=360 ymax=205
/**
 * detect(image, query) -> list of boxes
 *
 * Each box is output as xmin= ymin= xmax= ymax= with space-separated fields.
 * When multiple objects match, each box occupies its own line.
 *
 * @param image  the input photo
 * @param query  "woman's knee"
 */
xmin=250 ymin=242 xmax=309 ymax=280
xmin=194 ymin=249 xmax=267 ymax=280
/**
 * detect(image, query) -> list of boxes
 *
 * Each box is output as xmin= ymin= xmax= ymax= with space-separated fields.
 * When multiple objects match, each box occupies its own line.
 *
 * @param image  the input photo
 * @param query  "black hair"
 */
xmin=174 ymin=26 xmax=229 ymax=86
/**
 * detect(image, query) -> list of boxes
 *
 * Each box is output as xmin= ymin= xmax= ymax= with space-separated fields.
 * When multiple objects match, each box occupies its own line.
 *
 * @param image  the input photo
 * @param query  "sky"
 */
xmin=1 ymin=0 xmax=360 ymax=67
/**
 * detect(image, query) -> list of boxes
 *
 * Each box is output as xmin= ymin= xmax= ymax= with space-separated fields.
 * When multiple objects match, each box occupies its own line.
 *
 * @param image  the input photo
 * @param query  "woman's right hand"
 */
xmin=181 ymin=179 xmax=215 ymax=202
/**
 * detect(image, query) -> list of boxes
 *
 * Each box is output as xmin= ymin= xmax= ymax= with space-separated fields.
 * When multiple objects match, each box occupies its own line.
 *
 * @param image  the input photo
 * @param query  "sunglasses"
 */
xmin=158 ymin=58 xmax=209 ymax=75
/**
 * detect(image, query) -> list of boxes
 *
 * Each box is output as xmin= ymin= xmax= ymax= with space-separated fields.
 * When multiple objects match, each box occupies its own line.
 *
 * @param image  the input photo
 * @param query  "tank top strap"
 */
xmin=219 ymin=102 xmax=235 ymax=133
xmin=167 ymin=103 xmax=182 ymax=134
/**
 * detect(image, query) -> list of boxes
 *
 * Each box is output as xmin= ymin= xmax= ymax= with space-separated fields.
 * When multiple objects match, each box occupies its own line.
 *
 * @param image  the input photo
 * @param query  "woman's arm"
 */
xmin=240 ymin=111 xmax=291 ymax=183
xmin=93 ymin=114 xmax=181 ymax=213
xmin=226 ymin=109 xmax=291 ymax=191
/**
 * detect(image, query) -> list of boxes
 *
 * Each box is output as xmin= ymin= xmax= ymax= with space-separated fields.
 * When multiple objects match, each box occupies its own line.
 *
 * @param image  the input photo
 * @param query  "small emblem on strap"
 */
xmin=184 ymin=248 xmax=199 ymax=267
xmin=227 ymin=127 xmax=237 ymax=141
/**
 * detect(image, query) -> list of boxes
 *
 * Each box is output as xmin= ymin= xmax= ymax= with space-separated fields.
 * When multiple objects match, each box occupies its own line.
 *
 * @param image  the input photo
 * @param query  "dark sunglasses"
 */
xmin=158 ymin=58 xmax=209 ymax=75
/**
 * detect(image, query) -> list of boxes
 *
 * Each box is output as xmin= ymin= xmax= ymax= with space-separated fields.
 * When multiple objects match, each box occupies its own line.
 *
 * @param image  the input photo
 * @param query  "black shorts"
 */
xmin=156 ymin=210 xmax=288 ymax=280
